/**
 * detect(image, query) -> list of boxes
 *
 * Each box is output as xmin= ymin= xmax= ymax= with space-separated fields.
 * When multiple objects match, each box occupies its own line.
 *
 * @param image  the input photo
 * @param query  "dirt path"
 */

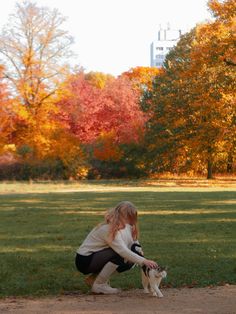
xmin=0 ymin=285 xmax=236 ymax=314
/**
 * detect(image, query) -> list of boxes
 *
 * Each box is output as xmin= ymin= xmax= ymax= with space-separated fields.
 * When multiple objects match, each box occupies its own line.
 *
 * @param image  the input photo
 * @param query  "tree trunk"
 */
xmin=207 ymin=159 xmax=213 ymax=179
xmin=227 ymin=152 xmax=233 ymax=173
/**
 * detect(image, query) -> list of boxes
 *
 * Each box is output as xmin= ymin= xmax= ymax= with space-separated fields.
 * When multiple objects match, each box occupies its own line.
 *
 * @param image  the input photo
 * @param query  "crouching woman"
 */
xmin=75 ymin=201 xmax=157 ymax=294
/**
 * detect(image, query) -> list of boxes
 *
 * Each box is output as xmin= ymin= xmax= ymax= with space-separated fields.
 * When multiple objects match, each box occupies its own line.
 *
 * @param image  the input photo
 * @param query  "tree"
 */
xmin=142 ymin=0 xmax=236 ymax=178
xmin=57 ymin=72 xmax=147 ymax=178
xmin=58 ymin=72 xmax=146 ymax=145
xmin=0 ymin=65 xmax=14 ymax=153
xmin=0 ymin=1 xmax=73 ymax=105
xmin=0 ymin=1 xmax=74 ymax=158
xmin=140 ymin=30 xmax=197 ymax=175
xmin=181 ymin=0 xmax=236 ymax=177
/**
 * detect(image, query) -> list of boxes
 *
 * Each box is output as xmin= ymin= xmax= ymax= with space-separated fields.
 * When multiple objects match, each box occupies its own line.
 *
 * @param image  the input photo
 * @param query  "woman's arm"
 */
xmin=109 ymin=230 xmax=158 ymax=267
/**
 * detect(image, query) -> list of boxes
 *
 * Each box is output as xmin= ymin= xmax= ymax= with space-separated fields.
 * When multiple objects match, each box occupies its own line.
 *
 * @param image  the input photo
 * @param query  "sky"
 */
xmin=0 ymin=0 xmax=213 ymax=76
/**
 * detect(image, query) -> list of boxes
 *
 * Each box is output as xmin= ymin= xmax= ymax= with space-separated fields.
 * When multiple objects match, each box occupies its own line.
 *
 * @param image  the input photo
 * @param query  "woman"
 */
xmin=75 ymin=201 xmax=157 ymax=294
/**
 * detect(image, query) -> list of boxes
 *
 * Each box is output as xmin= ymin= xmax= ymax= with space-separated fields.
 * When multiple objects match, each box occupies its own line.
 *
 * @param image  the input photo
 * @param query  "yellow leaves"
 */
xmin=221 ymin=93 xmax=235 ymax=103
xmin=16 ymin=104 xmax=29 ymax=120
xmin=2 ymin=144 xmax=16 ymax=153
xmin=76 ymin=166 xmax=89 ymax=179
xmin=50 ymin=132 xmax=80 ymax=162
xmin=54 ymin=80 xmax=72 ymax=100
xmin=193 ymin=1 xmax=236 ymax=69
xmin=85 ymin=72 xmax=114 ymax=89
xmin=0 ymin=144 xmax=16 ymax=156
xmin=122 ymin=66 xmax=161 ymax=91
xmin=47 ymin=131 xmax=89 ymax=179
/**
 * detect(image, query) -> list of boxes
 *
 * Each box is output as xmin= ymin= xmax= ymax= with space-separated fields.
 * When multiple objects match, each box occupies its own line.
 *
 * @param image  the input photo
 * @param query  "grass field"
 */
xmin=0 ymin=180 xmax=236 ymax=297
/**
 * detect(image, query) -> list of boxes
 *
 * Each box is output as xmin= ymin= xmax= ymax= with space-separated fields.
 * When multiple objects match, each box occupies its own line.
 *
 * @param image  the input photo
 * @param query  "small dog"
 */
xmin=141 ymin=265 xmax=167 ymax=297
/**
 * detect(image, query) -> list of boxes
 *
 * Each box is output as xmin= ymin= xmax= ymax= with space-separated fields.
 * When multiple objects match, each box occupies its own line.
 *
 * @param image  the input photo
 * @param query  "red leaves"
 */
xmin=57 ymin=72 xmax=147 ymax=145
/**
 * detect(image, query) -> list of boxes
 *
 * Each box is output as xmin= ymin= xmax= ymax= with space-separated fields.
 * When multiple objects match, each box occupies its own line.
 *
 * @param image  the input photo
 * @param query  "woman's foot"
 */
xmin=91 ymin=282 xmax=119 ymax=294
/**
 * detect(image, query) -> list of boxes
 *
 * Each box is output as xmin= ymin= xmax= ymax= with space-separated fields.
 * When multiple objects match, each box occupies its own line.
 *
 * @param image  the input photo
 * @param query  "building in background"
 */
xmin=150 ymin=25 xmax=182 ymax=68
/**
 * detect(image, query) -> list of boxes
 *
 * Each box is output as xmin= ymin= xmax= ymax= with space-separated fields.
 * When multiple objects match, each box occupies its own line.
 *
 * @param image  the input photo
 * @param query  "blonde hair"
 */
xmin=104 ymin=201 xmax=139 ymax=241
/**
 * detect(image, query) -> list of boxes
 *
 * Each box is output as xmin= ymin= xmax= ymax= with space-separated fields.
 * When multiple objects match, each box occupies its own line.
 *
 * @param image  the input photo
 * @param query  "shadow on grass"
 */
xmin=0 ymin=190 xmax=235 ymax=296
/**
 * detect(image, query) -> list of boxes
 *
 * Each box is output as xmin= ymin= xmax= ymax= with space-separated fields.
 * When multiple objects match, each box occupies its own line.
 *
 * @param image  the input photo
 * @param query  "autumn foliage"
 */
xmin=0 ymin=0 xmax=235 ymax=179
xmin=141 ymin=0 xmax=236 ymax=178
xmin=0 ymin=66 xmax=14 ymax=153
xmin=58 ymin=73 xmax=146 ymax=144
xmin=121 ymin=66 xmax=161 ymax=91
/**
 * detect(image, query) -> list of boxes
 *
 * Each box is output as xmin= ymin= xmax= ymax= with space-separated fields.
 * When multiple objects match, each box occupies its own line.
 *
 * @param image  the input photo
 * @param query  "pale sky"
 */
xmin=0 ymin=0 xmax=212 ymax=76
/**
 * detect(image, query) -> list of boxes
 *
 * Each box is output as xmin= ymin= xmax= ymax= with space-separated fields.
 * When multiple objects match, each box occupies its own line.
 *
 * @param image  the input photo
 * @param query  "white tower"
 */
xmin=150 ymin=25 xmax=182 ymax=68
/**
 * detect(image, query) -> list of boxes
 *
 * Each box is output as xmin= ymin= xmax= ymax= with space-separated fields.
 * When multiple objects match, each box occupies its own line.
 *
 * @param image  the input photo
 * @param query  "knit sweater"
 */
xmin=77 ymin=223 xmax=145 ymax=265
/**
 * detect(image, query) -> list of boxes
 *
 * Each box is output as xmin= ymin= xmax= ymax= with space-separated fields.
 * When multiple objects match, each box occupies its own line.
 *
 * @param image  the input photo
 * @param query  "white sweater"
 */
xmin=77 ymin=224 xmax=145 ymax=265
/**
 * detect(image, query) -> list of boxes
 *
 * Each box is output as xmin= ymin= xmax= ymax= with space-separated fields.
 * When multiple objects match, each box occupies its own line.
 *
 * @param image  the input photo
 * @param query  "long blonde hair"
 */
xmin=104 ymin=201 xmax=139 ymax=241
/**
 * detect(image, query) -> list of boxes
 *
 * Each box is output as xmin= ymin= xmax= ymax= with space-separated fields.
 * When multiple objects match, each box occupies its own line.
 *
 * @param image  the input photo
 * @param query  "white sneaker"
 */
xmin=91 ymin=283 xmax=119 ymax=294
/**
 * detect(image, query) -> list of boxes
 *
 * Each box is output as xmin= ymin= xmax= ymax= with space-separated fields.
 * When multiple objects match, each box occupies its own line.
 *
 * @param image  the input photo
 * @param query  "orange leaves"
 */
xmin=0 ymin=66 xmax=14 ymax=152
xmin=208 ymin=0 xmax=236 ymax=20
xmin=93 ymin=132 xmax=123 ymax=162
xmin=0 ymin=1 xmax=75 ymax=162
xmin=49 ymin=130 xmax=88 ymax=177
xmin=192 ymin=0 xmax=236 ymax=70
xmin=141 ymin=0 xmax=236 ymax=177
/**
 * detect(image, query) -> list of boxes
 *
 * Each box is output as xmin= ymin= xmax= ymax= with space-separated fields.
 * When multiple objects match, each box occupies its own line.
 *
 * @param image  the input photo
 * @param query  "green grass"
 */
xmin=0 ymin=181 xmax=236 ymax=297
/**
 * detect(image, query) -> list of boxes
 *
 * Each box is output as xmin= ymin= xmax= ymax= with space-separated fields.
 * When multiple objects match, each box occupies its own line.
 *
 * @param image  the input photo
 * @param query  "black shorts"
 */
xmin=75 ymin=244 xmax=143 ymax=275
xmin=75 ymin=253 xmax=94 ymax=274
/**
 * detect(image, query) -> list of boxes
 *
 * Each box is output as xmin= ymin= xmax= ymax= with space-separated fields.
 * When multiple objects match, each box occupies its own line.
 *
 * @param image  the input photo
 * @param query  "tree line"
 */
xmin=0 ymin=0 xmax=235 ymax=180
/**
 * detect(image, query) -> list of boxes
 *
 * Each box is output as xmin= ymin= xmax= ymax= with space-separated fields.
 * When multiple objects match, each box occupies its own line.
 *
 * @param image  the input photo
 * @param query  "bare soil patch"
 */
xmin=0 ymin=285 xmax=235 ymax=314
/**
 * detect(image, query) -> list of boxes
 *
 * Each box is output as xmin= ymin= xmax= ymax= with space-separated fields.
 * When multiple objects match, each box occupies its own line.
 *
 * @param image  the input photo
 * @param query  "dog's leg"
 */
xmin=141 ymin=270 xmax=150 ymax=293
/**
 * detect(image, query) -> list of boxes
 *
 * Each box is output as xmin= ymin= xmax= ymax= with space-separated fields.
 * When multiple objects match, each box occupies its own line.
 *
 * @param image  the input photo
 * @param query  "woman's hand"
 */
xmin=143 ymin=259 xmax=158 ymax=269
